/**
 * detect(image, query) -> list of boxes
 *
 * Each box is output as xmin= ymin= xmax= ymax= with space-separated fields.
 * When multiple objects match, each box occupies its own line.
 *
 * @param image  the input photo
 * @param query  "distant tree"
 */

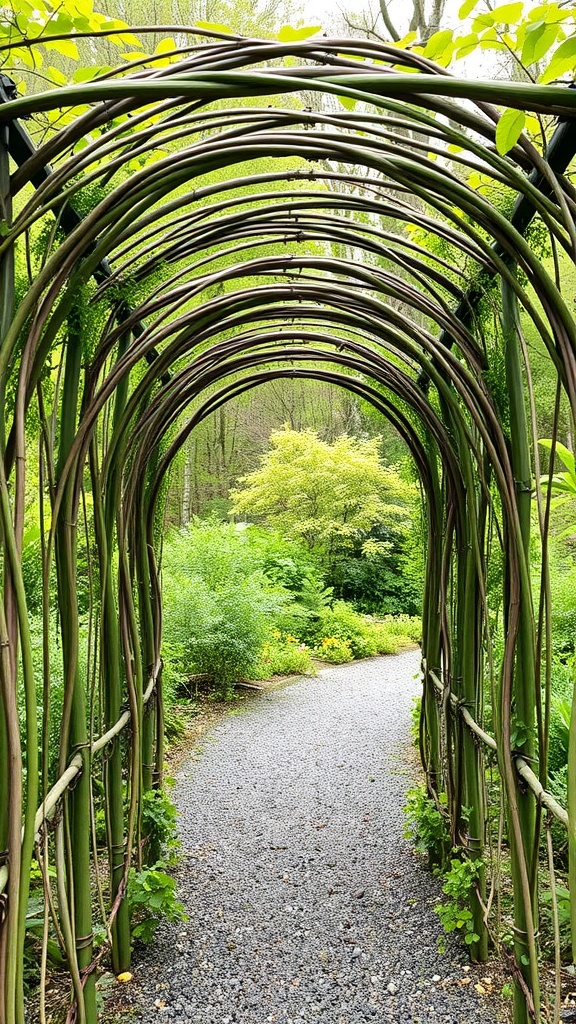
xmin=230 ymin=427 xmax=415 ymax=573
xmin=341 ymin=0 xmax=449 ymax=45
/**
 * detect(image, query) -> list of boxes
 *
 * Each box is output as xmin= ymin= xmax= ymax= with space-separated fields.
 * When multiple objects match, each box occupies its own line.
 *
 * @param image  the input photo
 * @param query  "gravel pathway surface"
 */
xmin=124 ymin=652 xmax=501 ymax=1024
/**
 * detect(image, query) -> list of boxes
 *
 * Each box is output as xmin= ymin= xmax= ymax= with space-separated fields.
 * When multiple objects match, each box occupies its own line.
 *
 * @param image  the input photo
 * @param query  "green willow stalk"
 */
xmin=501 ymin=276 xmax=540 ymax=1024
xmin=54 ymin=310 xmax=97 ymax=1024
xmin=3 ymin=39 xmax=576 ymax=1024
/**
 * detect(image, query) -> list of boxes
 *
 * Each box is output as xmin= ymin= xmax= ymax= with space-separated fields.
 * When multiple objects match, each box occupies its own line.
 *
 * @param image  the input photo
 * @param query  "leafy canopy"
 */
xmin=230 ymin=427 xmax=414 ymax=555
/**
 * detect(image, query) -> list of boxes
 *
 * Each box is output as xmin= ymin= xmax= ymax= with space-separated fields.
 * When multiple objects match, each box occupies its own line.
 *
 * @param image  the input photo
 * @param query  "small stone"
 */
xmin=387 ymin=983 xmax=397 ymax=995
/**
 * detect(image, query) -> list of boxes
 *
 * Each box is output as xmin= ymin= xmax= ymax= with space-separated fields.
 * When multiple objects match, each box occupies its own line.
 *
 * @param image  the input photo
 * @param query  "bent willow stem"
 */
xmin=0 ymin=29 xmax=575 ymax=1024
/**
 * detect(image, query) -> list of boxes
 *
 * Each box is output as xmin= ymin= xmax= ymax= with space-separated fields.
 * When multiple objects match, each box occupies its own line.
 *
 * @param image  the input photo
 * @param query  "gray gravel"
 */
xmin=123 ymin=652 xmax=500 ymax=1024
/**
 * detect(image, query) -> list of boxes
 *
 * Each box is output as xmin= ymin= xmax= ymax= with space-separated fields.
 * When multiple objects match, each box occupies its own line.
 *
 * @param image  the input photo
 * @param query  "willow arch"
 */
xmin=1 ymin=33 xmax=576 ymax=1024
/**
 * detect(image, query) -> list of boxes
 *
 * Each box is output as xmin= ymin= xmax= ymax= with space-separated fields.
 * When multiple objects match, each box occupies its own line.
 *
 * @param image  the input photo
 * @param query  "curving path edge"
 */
xmin=123 ymin=652 xmax=501 ymax=1024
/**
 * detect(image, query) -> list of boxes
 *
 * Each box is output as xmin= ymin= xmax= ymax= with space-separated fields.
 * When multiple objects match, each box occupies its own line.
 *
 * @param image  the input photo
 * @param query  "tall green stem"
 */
xmin=55 ymin=314 xmax=96 ymax=1024
xmin=502 ymin=275 xmax=540 ymax=1024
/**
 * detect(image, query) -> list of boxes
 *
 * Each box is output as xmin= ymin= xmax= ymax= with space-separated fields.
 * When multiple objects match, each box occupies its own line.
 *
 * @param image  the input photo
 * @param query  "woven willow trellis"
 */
xmin=1 ymin=29 xmax=576 ymax=1024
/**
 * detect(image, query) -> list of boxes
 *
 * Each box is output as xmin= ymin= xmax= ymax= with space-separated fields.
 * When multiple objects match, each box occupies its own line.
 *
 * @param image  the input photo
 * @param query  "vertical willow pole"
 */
xmin=55 ymin=308 xmax=96 ymax=1024
xmin=420 ymin=443 xmax=443 ymax=807
xmin=453 ymin=427 xmax=489 ymax=963
xmin=100 ymin=333 xmax=132 ymax=972
xmin=138 ymin=447 xmax=161 ymax=804
xmin=91 ymin=453 xmax=131 ymax=975
xmin=502 ymin=275 xmax=540 ymax=1024
xmin=0 ymin=113 xmax=14 ymax=1024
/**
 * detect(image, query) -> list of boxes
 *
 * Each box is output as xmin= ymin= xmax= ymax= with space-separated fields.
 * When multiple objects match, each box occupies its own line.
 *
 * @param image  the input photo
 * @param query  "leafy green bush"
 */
xmin=127 ymin=865 xmax=187 ymax=944
xmin=250 ymin=634 xmax=315 ymax=678
xmin=314 ymin=601 xmax=380 ymax=657
xmin=310 ymin=602 xmax=420 ymax=659
xmin=142 ymin=789 xmax=180 ymax=865
xmin=436 ymin=856 xmax=482 ymax=948
xmin=404 ymin=785 xmax=448 ymax=863
xmin=249 ymin=530 xmax=333 ymax=634
xmin=162 ymin=520 xmax=285 ymax=695
xmin=313 ymin=636 xmax=354 ymax=663
xmin=332 ymin=524 xmax=423 ymax=616
xmin=380 ymin=614 xmax=422 ymax=644
xmin=548 ymin=562 xmax=576 ymax=659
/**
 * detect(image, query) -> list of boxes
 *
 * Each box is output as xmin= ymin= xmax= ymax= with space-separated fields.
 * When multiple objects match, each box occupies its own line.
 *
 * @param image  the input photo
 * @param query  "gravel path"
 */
xmin=124 ymin=652 xmax=500 ymax=1024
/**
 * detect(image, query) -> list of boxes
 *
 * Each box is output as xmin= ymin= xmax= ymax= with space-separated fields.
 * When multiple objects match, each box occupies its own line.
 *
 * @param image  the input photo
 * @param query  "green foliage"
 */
xmin=308 ymin=601 xmax=419 ymax=660
xmin=160 ymin=522 xmax=420 ymax=693
xmin=28 ymin=614 xmax=89 ymax=784
xmin=394 ymin=0 xmax=576 ymax=89
xmin=410 ymin=695 xmax=422 ymax=747
xmin=404 ymin=786 xmax=448 ymax=862
xmin=251 ymin=531 xmax=334 ymax=632
xmin=230 ymin=429 xmax=415 ymax=572
xmin=313 ymin=636 xmax=354 ymax=663
xmin=331 ymin=521 xmax=423 ymax=615
xmin=547 ymin=660 xmax=575 ymax=778
xmin=540 ymin=882 xmax=571 ymax=956
xmin=381 ymin=614 xmax=422 ymax=644
xmin=250 ymin=634 xmax=315 ymax=678
xmin=436 ymin=856 xmax=482 ymax=947
xmin=141 ymin=789 xmax=180 ymax=865
xmin=539 ymin=440 xmax=576 ymax=537
xmin=162 ymin=519 xmax=284 ymax=695
xmin=495 ymin=108 xmax=525 ymax=155
xmin=127 ymin=865 xmax=187 ymax=944
xmin=549 ymin=571 xmax=576 ymax=659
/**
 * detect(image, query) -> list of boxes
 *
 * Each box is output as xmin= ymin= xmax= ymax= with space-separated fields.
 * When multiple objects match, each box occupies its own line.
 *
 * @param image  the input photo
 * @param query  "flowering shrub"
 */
xmin=313 ymin=636 xmax=354 ymax=663
xmin=310 ymin=602 xmax=420 ymax=659
xmin=380 ymin=614 xmax=421 ymax=645
xmin=251 ymin=633 xmax=314 ymax=678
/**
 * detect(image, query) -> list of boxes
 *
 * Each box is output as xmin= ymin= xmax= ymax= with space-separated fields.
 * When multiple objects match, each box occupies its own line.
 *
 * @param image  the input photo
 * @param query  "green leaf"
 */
xmin=495 ymin=108 xmax=525 ymax=154
xmin=538 ymin=439 xmax=576 ymax=475
xmin=73 ymin=66 xmax=113 ymax=81
xmin=47 ymin=66 xmax=69 ymax=86
xmin=491 ymin=2 xmax=524 ymax=24
xmin=121 ymin=51 xmax=151 ymax=62
xmin=540 ymin=35 xmax=576 ymax=82
xmin=91 ymin=18 xmax=143 ymax=47
xmin=22 ymin=525 xmax=41 ymax=547
xmin=44 ymin=38 xmax=79 ymax=59
xmin=195 ymin=21 xmax=233 ymax=34
xmin=521 ymin=22 xmax=560 ymax=64
xmin=338 ymin=94 xmax=357 ymax=110
xmin=155 ymin=37 xmax=176 ymax=54
xmin=278 ymin=25 xmax=322 ymax=41
xmin=459 ymin=0 xmax=480 ymax=18
xmin=455 ymin=32 xmax=479 ymax=59
xmin=423 ymin=29 xmax=454 ymax=61
xmin=472 ymin=11 xmax=495 ymax=28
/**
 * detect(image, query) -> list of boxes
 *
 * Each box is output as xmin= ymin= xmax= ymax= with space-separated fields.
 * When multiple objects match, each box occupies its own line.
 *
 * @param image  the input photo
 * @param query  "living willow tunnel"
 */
xmin=1 ymin=29 xmax=576 ymax=1024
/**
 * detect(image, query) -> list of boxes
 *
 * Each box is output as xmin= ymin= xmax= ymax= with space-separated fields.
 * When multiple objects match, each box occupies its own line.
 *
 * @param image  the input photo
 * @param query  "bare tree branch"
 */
xmin=379 ymin=0 xmax=401 ymax=41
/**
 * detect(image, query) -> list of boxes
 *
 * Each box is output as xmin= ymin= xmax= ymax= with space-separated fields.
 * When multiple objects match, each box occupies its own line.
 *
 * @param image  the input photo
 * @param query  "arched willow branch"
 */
xmin=1 ymin=32 xmax=576 ymax=1024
